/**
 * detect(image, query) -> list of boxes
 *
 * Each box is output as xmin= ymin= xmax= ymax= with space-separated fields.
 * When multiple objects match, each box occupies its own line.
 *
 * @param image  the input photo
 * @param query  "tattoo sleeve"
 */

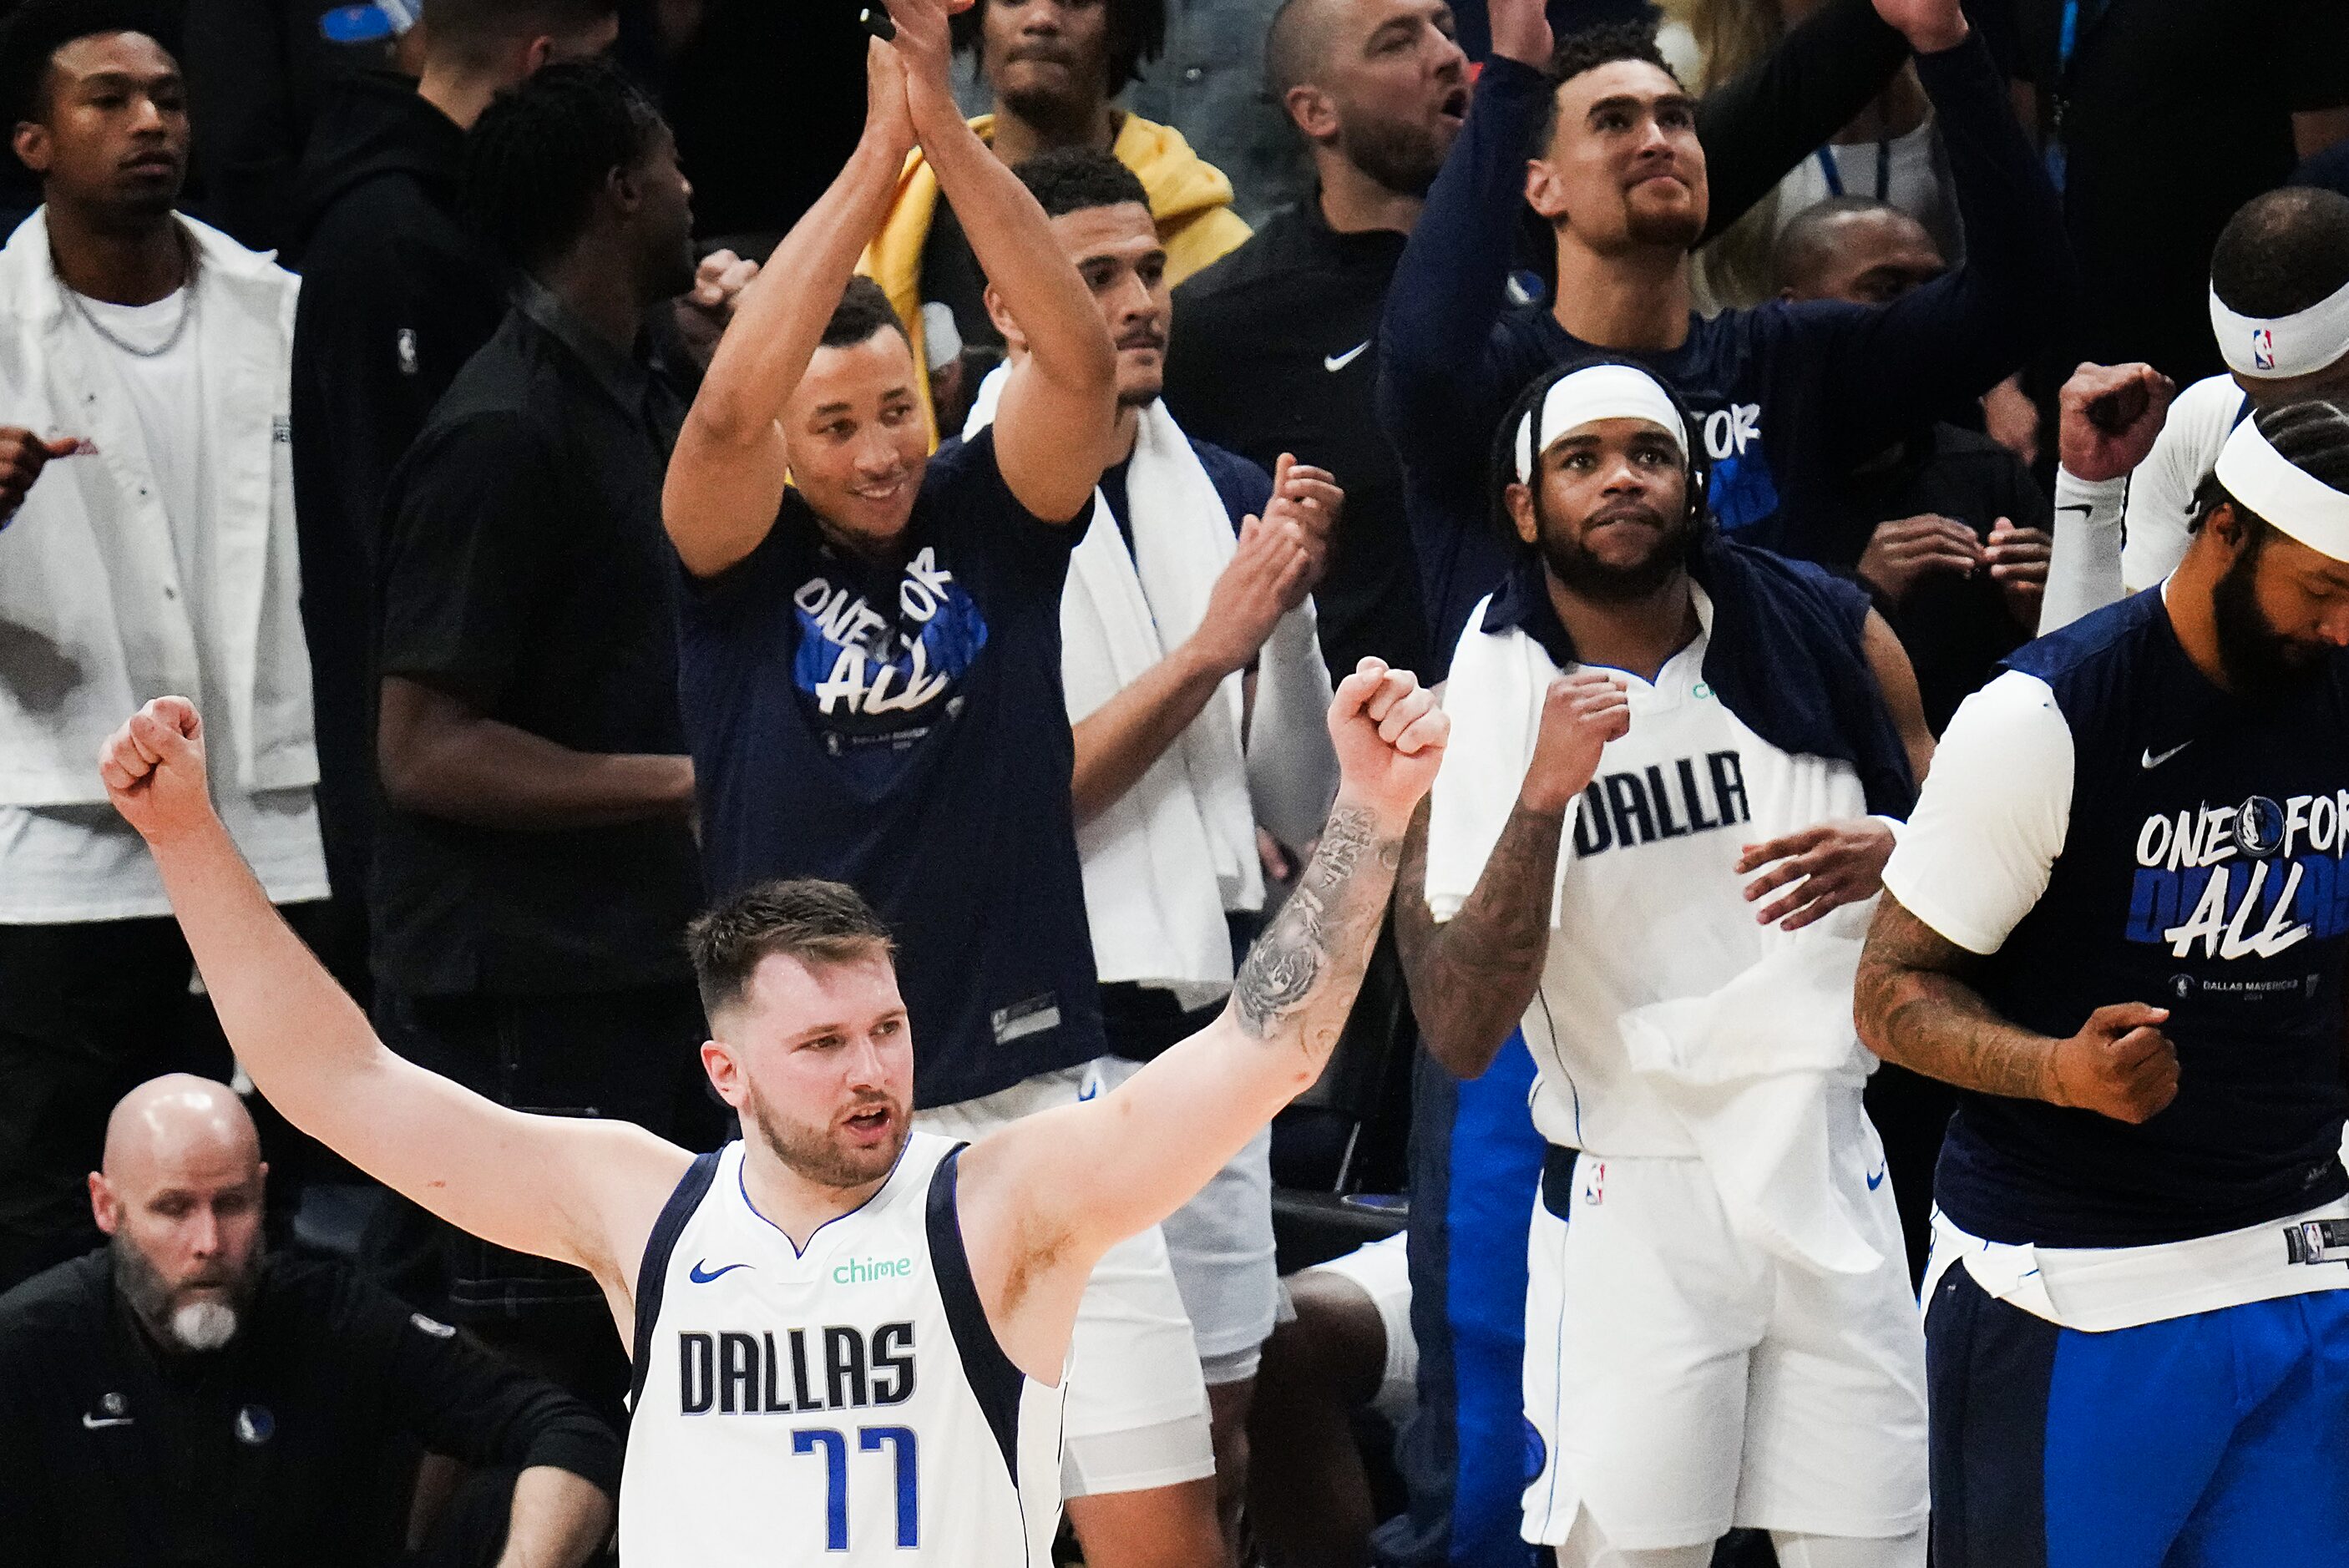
xmin=1392 ymin=796 xmax=1567 ymax=1080
xmin=1853 ymin=893 xmax=2059 ymax=1103
xmin=1233 ymin=804 xmax=1403 ymax=1073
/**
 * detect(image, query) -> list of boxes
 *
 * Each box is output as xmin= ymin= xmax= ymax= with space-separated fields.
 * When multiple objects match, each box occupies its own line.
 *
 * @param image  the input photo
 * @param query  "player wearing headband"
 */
xmin=1395 ymin=358 xmax=1937 ymax=1568
xmin=1857 ymin=400 xmax=2349 ymax=1567
xmin=2043 ymin=187 xmax=2349 ymax=628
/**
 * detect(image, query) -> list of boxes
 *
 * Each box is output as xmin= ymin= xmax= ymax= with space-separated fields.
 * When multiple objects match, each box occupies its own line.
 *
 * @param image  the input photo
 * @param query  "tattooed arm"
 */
xmin=958 ymin=660 xmax=1447 ymax=1379
xmin=1395 ymin=670 xmax=1630 ymax=1079
xmin=1855 ymin=891 xmax=2180 ymax=1121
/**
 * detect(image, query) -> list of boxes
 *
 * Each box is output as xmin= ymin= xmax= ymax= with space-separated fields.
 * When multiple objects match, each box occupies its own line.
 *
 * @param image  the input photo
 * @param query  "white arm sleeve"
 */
xmin=2119 ymin=373 xmax=2241 ymax=594
xmin=1879 ymin=670 xmax=2075 ymax=955
xmin=2040 ymin=468 xmax=2128 ymax=633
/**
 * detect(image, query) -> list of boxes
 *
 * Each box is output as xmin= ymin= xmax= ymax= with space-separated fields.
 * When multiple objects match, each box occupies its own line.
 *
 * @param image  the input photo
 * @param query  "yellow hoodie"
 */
xmin=861 ymin=111 xmax=1253 ymax=435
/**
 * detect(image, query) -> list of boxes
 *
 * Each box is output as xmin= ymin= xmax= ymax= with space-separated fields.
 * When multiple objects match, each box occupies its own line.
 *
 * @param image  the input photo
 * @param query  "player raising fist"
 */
xmin=96 ymin=660 xmax=1443 ymax=1567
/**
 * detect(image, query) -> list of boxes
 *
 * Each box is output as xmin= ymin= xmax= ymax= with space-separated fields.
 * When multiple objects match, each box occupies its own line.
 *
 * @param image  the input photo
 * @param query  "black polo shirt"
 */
xmin=372 ymin=282 xmax=704 ymax=996
xmin=0 ymin=1249 xmax=620 ymax=1566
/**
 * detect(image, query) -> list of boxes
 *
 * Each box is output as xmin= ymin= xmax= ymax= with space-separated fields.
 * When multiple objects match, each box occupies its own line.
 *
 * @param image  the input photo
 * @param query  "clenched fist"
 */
xmin=1329 ymin=659 xmax=1447 ymax=823
xmin=2048 ymin=1002 xmax=2179 ymax=1124
xmin=1521 ymin=671 xmax=1630 ymax=815
xmin=99 ymin=696 xmax=214 ymax=845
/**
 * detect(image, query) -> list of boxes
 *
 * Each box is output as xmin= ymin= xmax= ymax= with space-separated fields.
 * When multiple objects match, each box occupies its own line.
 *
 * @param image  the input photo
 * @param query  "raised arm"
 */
xmin=899 ymin=0 xmax=1116 ymax=521
xmin=1693 ymin=0 xmax=1909 ymax=238
xmin=96 ymin=699 xmax=692 ymax=1297
xmin=661 ymin=39 xmax=917 ymax=578
xmin=1817 ymin=4 xmax=2078 ymax=460
xmin=958 ymin=661 xmax=1445 ymax=1378
xmin=2041 ymin=362 xmax=2176 ymax=630
xmin=1394 ymin=670 xmax=1627 ymax=1077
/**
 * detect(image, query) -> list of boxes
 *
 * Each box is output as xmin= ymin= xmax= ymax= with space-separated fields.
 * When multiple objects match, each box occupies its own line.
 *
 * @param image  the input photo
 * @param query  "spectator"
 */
xmin=0 ymin=0 xmax=327 ymax=1292
xmin=0 ymin=1075 xmax=619 ymax=1565
xmin=1774 ymin=196 xmax=2053 ymax=732
xmin=368 ymin=59 xmax=721 ymax=1417
xmin=1117 ymin=0 xmax=1304 ymax=226
xmin=664 ymin=15 xmax=1242 ymax=1566
xmin=1164 ymin=0 xmax=1916 ymax=687
xmin=286 ymin=0 xmax=619 ymax=965
xmin=1380 ymin=0 xmax=2073 ymax=665
xmin=863 ymin=0 xmax=1253 ymax=431
xmin=967 ymin=144 xmax=1343 ymax=1553
xmin=1250 ymin=1234 xmax=1416 ymax=1568
xmin=2042 ymin=186 xmax=2349 ymax=625
xmin=2008 ymin=0 xmax=2349 ymax=388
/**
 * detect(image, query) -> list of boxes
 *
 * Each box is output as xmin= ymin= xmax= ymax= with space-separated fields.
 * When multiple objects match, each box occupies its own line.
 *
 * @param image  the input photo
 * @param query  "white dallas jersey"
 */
xmin=620 ymin=1133 xmax=1064 ymax=1566
xmin=1527 ymin=620 xmax=1871 ymax=1156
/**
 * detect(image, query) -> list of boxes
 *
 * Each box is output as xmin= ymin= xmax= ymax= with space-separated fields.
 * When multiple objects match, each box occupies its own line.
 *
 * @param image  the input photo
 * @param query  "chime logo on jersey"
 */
xmin=1570 ymin=749 xmax=1751 ymax=859
xmin=2125 ymin=791 xmax=2349 ymax=959
xmin=677 ymin=1322 xmax=916 ymax=1415
xmin=792 ymin=546 xmax=988 ymax=721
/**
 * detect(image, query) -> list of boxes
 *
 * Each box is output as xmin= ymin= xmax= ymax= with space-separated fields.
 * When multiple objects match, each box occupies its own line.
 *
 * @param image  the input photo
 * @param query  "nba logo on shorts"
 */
xmin=2253 ymin=328 xmax=2277 ymax=371
xmin=1582 ymin=1161 xmax=1607 ymax=1207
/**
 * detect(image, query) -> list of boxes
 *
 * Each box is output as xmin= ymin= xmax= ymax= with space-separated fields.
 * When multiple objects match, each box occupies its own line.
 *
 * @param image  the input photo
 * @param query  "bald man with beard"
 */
xmin=0 ymin=1075 xmax=619 ymax=1568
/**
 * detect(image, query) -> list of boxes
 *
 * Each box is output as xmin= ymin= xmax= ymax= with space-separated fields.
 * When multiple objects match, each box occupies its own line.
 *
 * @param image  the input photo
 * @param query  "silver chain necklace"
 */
xmin=65 ymin=258 xmax=195 ymax=360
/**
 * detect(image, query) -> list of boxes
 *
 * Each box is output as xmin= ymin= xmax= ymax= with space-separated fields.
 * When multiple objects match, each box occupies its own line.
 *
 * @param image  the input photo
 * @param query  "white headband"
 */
xmin=2210 ymin=277 xmax=2349 ymax=380
xmin=1514 ymin=364 xmax=1688 ymax=483
xmin=2213 ymin=414 xmax=2349 ymax=560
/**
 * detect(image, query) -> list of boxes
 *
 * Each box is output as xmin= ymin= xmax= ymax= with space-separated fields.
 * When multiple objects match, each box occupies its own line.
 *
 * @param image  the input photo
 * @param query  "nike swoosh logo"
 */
xmin=1324 ymin=341 xmax=1369 ymax=372
xmin=2055 ymin=503 xmax=2094 ymax=514
xmin=1866 ymin=1166 xmax=1887 ymax=1191
xmin=81 ymin=1414 xmax=134 ymax=1429
xmin=688 ymin=1260 xmax=751 ymax=1284
xmin=2141 ymin=741 xmax=2192 ymax=769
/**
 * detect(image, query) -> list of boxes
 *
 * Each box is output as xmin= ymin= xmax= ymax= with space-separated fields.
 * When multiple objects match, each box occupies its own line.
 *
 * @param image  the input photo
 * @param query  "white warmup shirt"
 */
xmin=622 ymin=1134 xmax=1066 ymax=1567
xmin=0 ymin=286 xmax=327 ymax=923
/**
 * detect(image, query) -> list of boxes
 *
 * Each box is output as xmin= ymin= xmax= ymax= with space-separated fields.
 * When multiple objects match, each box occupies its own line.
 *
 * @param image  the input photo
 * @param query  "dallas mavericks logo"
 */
xmin=2235 ymin=796 xmax=2286 ymax=859
xmin=2253 ymin=328 xmax=2278 ymax=372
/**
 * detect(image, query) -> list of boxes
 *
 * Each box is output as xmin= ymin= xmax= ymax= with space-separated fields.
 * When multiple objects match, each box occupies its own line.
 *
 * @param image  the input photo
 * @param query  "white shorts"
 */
xmin=1298 ymin=1230 xmax=1415 ymax=1424
xmin=1521 ymin=1140 xmax=1927 ymax=1550
xmin=917 ymin=1060 xmax=1215 ymax=1496
xmin=1097 ymin=1055 xmax=1279 ymax=1380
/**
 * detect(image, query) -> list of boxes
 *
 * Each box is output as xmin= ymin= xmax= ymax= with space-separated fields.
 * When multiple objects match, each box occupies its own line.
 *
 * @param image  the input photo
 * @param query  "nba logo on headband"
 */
xmin=2254 ymin=328 xmax=2277 ymax=372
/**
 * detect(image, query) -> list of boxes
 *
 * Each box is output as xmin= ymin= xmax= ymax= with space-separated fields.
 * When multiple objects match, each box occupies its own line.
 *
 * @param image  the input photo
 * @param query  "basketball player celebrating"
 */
xmin=1395 ymin=358 xmax=1938 ymax=1568
xmin=92 ymin=662 xmax=1444 ymax=1565
xmin=1856 ymin=396 xmax=2349 ymax=1568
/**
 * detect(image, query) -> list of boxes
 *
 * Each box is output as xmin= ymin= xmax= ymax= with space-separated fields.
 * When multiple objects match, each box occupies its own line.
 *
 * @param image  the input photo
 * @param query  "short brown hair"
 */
xmin=686 ymin=880 xmax=897 ymax=1021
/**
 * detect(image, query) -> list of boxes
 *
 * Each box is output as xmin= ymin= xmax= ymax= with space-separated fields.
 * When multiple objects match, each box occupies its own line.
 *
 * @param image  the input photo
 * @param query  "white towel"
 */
xmin=965 ymin=367 xmax=1335 ymax=1002
xmin=1424 ymin=594 xmax=1575 ymax=925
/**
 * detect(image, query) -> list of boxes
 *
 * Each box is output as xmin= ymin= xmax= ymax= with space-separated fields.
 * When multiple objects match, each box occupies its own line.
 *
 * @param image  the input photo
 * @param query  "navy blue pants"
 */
xmin=1927 ymin=1263 xmax=2349 ymax=1567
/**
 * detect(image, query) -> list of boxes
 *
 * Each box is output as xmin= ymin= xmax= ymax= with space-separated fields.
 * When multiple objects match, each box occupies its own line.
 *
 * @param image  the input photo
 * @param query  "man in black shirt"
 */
xmin=0 ymin=1075 xmax=617 ymax=1567
xmin=287 ymin=0 xmax=620 ymax=953
xmin=372 ymin=61 xmax=716 ymax=1414
xmin=1162 ymin=0 xmax=1921 ymax=680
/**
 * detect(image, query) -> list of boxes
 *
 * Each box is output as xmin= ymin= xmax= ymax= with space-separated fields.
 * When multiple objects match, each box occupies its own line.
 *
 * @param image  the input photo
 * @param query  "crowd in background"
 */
xmin=1 ymin=0 xmax=2346 ymax=1563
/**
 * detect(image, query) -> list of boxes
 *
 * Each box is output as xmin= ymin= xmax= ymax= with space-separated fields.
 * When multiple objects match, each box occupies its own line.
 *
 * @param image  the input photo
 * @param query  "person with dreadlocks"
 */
xmin=367 ymin=58 xmax=720 ymax=1421
xmin=1393 ymin=357 xmax=1936 ymax=1568
xmin=1856 ymin=394 xmax=2349 ymax=1568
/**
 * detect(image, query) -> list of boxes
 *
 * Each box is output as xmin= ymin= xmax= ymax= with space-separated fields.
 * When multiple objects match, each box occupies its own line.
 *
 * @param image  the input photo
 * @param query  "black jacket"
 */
xmin=0 ymin=1249 xmax=620 ymax=1566
xmin=286 ymin=73 xmax=509 ymax=905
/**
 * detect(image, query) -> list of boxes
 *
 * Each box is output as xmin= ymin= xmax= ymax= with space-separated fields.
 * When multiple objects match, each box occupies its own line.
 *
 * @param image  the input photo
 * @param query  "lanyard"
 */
xmin=1813 ymin=137 xmax=1892 ymax=203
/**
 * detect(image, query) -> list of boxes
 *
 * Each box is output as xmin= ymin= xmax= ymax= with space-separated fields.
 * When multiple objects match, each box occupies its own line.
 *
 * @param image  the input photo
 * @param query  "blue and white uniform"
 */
xmin=1884 ymin=588 xmax=2349 ymax=1568
xmin=1427 ymin=543 xmax=1929 ymax=1563
xmin=619 ymin=1133 xmax=1065 ymax=1566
